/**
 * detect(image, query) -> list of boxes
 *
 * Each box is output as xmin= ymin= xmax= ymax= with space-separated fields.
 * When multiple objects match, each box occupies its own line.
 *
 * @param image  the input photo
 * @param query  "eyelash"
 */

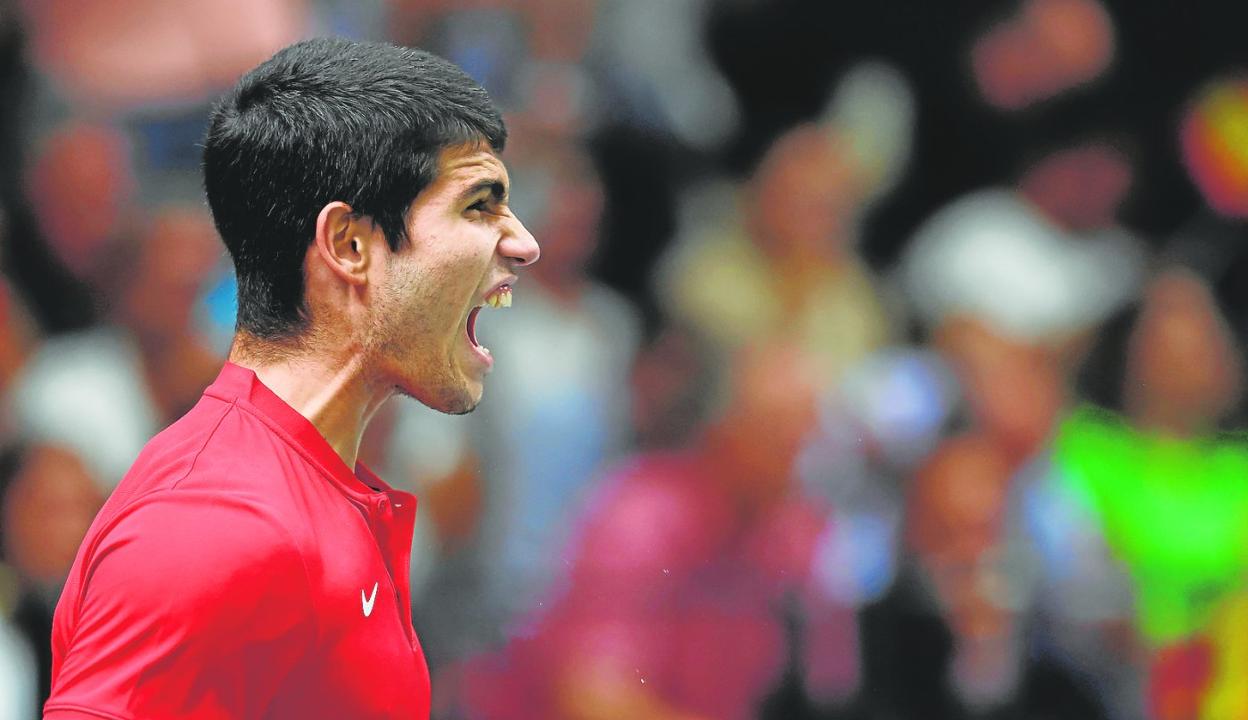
xmin=468 ymin=199 xmax=490 ymax=213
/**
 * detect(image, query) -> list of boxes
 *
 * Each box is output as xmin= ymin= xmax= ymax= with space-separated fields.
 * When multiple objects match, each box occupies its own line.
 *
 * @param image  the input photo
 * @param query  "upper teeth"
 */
xmin=486 ymin=286 xmax=512 ymax=308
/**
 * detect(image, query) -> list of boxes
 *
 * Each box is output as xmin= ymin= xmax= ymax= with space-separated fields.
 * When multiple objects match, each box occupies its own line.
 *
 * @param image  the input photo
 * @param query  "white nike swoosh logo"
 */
xmin=362 ymin=582 xmax=378 ymax=617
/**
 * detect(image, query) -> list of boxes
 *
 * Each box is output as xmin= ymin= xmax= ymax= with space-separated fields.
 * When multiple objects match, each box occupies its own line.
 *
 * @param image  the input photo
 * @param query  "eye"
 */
xmin=467 ymin=198 xmax=490 ymax=213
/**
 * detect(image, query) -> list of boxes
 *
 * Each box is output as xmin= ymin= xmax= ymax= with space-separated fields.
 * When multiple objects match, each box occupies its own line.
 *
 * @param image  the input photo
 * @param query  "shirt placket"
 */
xmin=367 ymin=493 xmax=419 ymax=648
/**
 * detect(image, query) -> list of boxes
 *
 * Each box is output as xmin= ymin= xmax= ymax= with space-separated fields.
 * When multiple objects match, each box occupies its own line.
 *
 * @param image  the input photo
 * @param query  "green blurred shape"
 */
xmin=1055 ymin=406 xmax=1248 ymax=643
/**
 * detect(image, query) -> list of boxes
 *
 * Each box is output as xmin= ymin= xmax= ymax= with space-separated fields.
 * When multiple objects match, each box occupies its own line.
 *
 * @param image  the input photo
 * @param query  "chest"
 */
xmin=276 ymin=496 xmax=430 ymax=718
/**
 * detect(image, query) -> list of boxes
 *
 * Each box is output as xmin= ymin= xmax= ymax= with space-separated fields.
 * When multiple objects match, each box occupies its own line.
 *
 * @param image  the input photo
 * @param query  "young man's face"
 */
xmin=371 ymin=142 xmax=539 ymax=414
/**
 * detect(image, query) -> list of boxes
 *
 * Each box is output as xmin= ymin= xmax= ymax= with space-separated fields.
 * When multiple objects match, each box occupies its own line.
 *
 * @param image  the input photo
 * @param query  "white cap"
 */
xmin=901 ymin=189 xmax=1143 ymax=342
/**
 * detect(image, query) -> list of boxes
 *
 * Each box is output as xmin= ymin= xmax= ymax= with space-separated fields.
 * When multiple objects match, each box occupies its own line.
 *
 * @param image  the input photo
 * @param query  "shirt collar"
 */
xmin=204 ymin=361 xmax=400 ymax=503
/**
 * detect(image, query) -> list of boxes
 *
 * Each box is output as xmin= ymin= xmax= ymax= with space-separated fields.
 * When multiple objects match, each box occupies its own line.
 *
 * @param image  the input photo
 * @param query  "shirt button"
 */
xmin=377 ymin=497 xmax=389 ymax=511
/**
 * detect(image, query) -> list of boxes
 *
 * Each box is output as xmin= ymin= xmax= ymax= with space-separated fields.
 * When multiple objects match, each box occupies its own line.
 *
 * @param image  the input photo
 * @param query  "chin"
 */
xmin=439 ymin=393 xmax=481 ymax=416
xmin=400 ymin=377 xmax=483 ymax=416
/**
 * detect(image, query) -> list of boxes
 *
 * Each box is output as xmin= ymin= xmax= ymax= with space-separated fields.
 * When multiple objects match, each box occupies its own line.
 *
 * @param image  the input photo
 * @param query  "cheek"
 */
xmin=377 ymin=268 xmax=463 ymax=362
xmin=418 ymin=234 xmax=492 ymax=293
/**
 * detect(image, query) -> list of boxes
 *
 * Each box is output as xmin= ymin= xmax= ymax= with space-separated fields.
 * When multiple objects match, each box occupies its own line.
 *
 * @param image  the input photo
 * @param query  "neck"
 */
xmin=228 ymin=333 xmax=392 ymax=470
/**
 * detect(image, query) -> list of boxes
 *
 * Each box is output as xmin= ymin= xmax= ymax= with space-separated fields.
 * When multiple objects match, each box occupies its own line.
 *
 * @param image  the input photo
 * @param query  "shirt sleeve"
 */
xmin=45 ymin=490 xmax=317 ymax=720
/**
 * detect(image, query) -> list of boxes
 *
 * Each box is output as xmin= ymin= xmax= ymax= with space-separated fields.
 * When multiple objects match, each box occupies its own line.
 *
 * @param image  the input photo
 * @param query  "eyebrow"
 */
xmin=457 ymin=178 xmax=507 ymax=205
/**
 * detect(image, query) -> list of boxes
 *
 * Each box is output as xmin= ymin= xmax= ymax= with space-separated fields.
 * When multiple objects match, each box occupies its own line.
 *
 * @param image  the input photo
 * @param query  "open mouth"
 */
xmin=466 ymin=306 xmax=484 ymax=348
xmin=465 ymin=284 xmax=513 ymax=353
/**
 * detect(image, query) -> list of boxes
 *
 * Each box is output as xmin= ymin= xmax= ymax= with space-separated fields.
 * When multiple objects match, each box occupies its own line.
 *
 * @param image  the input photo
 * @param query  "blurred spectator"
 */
xmin=0 ymin=443 xmax=104 ymax=709
xmin=659 ymin=122 xmax=892 ymax=389
xmin=857 ymin=433 xmax=1109 ymax=720
xmin=1123 ymin=268 xmax=1241 ymax=437
xmin=900 ymin=178 xmax=1149 ymax=718
xmin=1018 ymin=141 xmax=1135 ymax=234
xmin=12 ymin=203 xmax=223 ymax=488
xmin=796 ymin=346 xmax=961 ymax=665
xmin=933 ymin=317 xmax=1066 ymax=464
xmin=26 ymin=122 xmax=135 ymax=287
xmin=19 ymin=0 xmax=307 ymax=109
xmin=902 ymin=188 xmax=1142 ymax=359
xmin=461 ymin=343 xmax=855 ymax=720
xmin=1056 ymin=265 xmax=1248 ymax=720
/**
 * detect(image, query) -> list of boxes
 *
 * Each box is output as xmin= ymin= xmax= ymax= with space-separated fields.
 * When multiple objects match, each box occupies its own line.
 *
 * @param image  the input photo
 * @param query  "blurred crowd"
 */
xmin=2 ymin=1 xmax=1248 ymax=719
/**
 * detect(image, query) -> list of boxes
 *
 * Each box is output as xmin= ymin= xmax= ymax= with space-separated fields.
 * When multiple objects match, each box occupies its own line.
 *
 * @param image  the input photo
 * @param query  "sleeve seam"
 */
xmin=168 ymin=399 xmax=237 ymax=491
xmin=67 ymin=400 xmax=236 ymax=621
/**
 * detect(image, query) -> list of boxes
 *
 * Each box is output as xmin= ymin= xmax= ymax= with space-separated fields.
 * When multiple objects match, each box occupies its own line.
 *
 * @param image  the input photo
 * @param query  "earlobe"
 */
xmin=313 ymin=201 xmax=370 ymax=286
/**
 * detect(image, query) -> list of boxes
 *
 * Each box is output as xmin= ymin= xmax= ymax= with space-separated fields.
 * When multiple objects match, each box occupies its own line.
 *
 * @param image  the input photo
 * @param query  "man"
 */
xmin=43 ymin=37 xmax=539 ymax=719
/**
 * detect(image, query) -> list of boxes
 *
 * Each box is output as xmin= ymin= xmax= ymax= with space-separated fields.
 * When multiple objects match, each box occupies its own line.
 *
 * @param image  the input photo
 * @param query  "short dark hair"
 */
xmin=203 ymin=37 xmax=506 ymax=339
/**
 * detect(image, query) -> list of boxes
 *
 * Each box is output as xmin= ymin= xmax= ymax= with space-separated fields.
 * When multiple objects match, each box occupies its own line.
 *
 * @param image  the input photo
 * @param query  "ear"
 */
xmin=312 ymin=201 xmax=376 ymax=286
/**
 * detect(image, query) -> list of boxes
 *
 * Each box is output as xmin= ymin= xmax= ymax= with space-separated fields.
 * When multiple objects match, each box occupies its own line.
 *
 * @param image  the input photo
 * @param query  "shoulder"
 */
xmin=50 ymin=490 xmax=318 ymax=715
xmin=122 ymin=391 xmax=302 ymax=499
xmin=74 ymin=489 xmax=311 ymax=615
xmin=56 ymin=490 xmax=315 ymax=677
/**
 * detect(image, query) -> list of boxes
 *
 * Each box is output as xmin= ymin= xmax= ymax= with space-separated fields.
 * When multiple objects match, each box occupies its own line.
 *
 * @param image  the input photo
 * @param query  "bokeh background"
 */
xmin=2 ymin=1 xmax=1248 ymax=718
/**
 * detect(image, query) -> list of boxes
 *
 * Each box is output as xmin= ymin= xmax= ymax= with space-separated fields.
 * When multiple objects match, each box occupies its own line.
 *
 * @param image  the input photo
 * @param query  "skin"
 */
xmin=2 ymin=445 xmax=103 ymax=589
xmin=231 ymin=142 xmax=539 ymax=469
xmin=1125 ymin=268 xmax=1242 ymax=436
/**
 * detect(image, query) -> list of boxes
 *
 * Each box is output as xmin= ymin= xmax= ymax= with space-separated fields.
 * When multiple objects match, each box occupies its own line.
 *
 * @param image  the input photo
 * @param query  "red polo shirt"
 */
xmin=45 ymin=362 xmax=431 ymax=719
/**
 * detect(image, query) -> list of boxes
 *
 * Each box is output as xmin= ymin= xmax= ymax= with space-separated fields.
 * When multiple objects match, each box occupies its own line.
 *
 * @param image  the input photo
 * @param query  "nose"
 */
xmin=500 ymin=214 xmax=540 ymax=267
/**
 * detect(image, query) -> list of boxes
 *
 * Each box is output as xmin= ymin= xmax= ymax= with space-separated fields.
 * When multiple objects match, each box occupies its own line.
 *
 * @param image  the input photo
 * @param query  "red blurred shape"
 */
xmin=972 ymin=0 xmax=1115 ymax=111
xmin=1181 ymin=78 xmax=1248 ymax=218
xmin=21 ymin=0 xmax=307 ymax=108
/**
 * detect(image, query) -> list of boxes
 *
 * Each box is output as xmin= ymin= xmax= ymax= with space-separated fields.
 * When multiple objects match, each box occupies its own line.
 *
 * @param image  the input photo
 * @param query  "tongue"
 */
xmin=466 ymin=306 xmax=482 ymax=347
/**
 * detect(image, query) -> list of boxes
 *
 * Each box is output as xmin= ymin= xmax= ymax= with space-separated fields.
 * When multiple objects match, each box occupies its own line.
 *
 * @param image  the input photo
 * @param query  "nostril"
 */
xmin=507 ymin=251 xmax=538 ymax=267
xmin=500 ymin=218 xmax=540 ymax=267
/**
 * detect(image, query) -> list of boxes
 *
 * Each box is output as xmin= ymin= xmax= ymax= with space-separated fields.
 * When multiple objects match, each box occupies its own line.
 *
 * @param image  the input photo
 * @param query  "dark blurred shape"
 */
xmin=0 ymin=272 xmax=36 ymax=445
xmin=588 ymin=125 xmax=680 ymax=323
xmin=857 ymin=434 xmax=1108 ymax=720
xmin=10 ymin=203 xmax=223 ymax=487
xmin=26 ymin=122 xmax=134 ymax=286
xmin=627 ymin=322 xmax=717 ymax=452
xmin=705 ymin=0 xmax=1246 ymax=267
xmin=112 ymin=205 xmax=222 ymax=369
xmin=0 ymin=442 xmax=104 ymax=708
xmin=0 ymin=445 xmax=100 ymax=593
